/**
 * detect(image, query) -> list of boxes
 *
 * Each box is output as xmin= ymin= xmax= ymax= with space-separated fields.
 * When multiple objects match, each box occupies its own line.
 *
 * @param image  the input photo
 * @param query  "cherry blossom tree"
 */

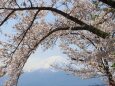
xmin=0 ymin=0 xmax=114 ymax=86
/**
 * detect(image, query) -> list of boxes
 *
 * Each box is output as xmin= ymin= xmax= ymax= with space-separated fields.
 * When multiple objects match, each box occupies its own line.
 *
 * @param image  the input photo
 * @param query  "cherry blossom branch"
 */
xmin=0 ymin=7 xmax=109 ymax=38
xmin=0 ymin=10 xmax=15 ymax=26
xmin=10 ymin=10 xmax=40 ymax=59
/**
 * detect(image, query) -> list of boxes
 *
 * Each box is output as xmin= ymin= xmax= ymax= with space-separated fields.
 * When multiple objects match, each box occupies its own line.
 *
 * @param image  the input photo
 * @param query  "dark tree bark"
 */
xmin=99 ymin=0 xmax=115 ymax=8
xmin=101 ymin=58 xmax=115 ymax=86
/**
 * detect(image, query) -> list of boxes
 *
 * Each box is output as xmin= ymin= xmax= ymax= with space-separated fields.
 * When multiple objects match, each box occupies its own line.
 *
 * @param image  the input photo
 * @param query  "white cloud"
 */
xmin=23 ymin=56 xmax=68 ymax=72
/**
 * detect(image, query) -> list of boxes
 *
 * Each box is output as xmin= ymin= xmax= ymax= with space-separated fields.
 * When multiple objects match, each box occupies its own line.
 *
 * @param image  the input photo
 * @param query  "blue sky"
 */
xmin=18 ymin=70 xmax=105 ymax=86
xmin=23 ymin=44 xmax=68 ymax=72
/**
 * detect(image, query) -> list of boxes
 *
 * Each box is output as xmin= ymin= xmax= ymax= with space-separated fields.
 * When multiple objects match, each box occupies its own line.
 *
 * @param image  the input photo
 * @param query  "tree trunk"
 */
xmin=101 ymin=58 xmax=115 ymax=86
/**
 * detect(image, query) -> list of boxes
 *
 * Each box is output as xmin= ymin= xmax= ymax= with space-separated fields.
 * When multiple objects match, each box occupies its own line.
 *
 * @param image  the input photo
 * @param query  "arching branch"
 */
xmin=0 ymin=7 xmax=109 ymax=38
xmin=33 ymin=26 xmax=108 ymax=50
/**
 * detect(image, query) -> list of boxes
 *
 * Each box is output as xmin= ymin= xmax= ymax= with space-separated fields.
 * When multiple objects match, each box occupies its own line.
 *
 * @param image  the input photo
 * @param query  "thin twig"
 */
xmin=0 ymin=10 xmax=15 ymax=26
xmin=28 ymin=0 xmax=33 ymax=7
